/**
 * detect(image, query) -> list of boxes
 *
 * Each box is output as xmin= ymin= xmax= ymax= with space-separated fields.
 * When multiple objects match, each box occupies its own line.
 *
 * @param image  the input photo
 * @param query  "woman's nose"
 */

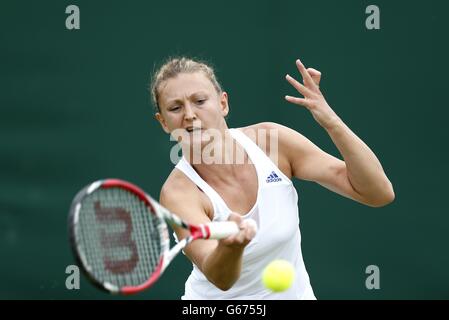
xmin=184 ymin=104 xmax=197 ymax=120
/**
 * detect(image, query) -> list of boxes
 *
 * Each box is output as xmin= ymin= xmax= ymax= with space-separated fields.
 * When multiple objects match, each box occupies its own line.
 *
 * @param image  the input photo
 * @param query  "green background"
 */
xmin=1 ymin=0 xmax=448 ymax=299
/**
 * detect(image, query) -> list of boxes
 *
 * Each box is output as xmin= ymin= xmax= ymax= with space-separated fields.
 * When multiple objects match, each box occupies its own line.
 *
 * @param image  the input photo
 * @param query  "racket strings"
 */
xmin=75 ymin=188 xmax=165 ymax=288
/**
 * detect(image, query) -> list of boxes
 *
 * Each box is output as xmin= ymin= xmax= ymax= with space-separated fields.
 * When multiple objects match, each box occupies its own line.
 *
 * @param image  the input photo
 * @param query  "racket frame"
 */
xmin=68 ymin=178 xmax=241 ymax=295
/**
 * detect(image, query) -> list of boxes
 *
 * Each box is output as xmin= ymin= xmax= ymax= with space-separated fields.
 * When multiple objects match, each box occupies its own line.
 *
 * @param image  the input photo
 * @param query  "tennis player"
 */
xmin=151 ymin=57 xmax=394 ymax=299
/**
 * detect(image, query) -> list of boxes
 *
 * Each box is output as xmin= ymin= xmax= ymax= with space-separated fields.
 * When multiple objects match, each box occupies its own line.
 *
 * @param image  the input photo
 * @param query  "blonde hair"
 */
xmin=150 ymin=57 xmax=223 ymax=113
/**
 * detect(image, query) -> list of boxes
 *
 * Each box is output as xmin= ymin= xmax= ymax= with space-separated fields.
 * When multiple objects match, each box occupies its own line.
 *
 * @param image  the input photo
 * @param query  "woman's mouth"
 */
xmin=186 ymin=127 xmax=202 ymax=133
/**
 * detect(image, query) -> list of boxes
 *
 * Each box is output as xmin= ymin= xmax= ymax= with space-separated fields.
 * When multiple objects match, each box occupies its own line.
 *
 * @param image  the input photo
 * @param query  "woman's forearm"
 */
xmin=201 ymin=243 xmax=245 ymax=291
xmin=325 ymin=117 xmax=395 ymax=206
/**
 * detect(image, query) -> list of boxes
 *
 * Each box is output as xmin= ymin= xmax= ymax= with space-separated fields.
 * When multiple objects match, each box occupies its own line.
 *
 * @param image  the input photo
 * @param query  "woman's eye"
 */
xmin=196 ymin=99 xmax=206 ymax=104
xmin=170 ymin=106 xmax=181 ymax=112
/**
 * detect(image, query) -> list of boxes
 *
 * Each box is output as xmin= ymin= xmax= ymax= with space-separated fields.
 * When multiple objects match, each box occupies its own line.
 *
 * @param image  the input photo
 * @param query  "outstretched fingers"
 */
xmin=285 ymin=58 xmax=324 ymax=109
xmin=285 ymin=74 xmax=312 ymax=97
xmin=296 ymin=59 xmax=315 ymax=88
xmin=285 ymin=95 xmax=311 ymax=108
xmin=307 ymin=67 xmax=322 ymax=87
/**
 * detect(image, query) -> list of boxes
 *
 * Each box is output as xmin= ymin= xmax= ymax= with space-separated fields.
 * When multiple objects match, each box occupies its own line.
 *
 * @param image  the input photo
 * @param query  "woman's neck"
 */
xmin=183 ymin=129 xmax=250 ymax=183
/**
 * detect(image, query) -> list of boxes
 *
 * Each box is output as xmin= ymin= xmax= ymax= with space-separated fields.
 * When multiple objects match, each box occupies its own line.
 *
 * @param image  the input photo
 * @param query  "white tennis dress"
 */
xmin=175 ymin=128 xmax=316 ymax=300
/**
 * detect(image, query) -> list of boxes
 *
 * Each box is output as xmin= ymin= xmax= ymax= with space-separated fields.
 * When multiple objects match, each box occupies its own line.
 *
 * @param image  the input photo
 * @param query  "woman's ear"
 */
xmin=220 ymin=91 xmax=229 ymax=117
xmin=155 ymin=113 xmax=170 ymax=134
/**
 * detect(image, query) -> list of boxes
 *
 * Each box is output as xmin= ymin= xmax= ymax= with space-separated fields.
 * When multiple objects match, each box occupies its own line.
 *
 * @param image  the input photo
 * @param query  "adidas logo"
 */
xmin=266 ymin=171 xmax=282 ymax=183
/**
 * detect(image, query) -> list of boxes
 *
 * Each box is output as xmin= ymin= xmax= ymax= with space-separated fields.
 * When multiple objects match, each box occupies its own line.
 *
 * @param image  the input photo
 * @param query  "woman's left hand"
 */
xmin=285 ymin=59 xmax=340 ymax=130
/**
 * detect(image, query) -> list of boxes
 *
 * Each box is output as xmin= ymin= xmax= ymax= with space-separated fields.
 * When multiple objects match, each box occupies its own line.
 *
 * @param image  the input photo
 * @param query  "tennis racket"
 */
xmin=68 ymin=178 xmax=256 ymax=295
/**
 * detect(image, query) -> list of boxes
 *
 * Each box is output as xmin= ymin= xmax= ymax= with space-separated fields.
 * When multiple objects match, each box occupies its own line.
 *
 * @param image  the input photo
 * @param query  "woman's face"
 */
xmin=155 ymin=72 xmax=229 ymax=137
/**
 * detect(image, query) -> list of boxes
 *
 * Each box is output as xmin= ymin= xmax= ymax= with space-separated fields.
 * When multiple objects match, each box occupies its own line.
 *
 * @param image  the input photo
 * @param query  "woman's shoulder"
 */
xmin=159 ymin=167 xmax=214 ymax=219
xmin=160 ymin=167 xmax=195 ymax=198
xmin=237 ymin=122 xmax=306 ymax=144
xmin=236 ymin=122 xmax=293 ymax=151
xmin=237 ymin=121 xmax=283 ymax=132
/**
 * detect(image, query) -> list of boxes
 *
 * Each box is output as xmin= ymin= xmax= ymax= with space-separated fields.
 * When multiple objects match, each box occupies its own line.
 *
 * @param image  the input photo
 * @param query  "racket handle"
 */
xmin=207 ymin=221 xmax=239 ymax=239
xmin=207 ymin=219 xmax=258 ymax=240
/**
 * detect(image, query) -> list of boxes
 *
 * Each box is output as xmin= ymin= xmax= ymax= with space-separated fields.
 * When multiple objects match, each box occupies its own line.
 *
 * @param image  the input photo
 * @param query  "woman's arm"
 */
xmin=159 ymin=171 xmax=256 ymax=290
xmin=281 ymin=59 xmax=394 ymax=207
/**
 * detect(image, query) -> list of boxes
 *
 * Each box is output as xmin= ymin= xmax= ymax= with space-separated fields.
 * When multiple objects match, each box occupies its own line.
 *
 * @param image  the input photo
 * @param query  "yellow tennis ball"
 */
xmin=262 ymin=259 xmax=295 ymax=292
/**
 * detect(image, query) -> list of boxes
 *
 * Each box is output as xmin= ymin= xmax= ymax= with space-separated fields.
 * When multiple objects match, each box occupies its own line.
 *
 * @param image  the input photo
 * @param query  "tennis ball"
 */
xmin=262 ymin=259 xmax=295 ymax=292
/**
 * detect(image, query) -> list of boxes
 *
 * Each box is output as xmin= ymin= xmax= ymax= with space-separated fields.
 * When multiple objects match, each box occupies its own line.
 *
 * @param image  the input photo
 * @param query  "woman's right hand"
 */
xmin=219 ymin=212 xmax=257 ymax=248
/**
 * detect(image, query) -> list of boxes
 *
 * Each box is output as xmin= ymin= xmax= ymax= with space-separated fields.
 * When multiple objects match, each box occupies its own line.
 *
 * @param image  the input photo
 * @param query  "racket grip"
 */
xmin=207 ymin=221 xmax=239 ymax=239
xmin=207 ymin=219 xmax=258 ymax=240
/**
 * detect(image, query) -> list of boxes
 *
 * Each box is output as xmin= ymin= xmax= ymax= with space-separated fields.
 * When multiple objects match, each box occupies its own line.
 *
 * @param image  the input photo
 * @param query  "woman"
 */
xmin=151 ymin=57 xmax=394 ymax=299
